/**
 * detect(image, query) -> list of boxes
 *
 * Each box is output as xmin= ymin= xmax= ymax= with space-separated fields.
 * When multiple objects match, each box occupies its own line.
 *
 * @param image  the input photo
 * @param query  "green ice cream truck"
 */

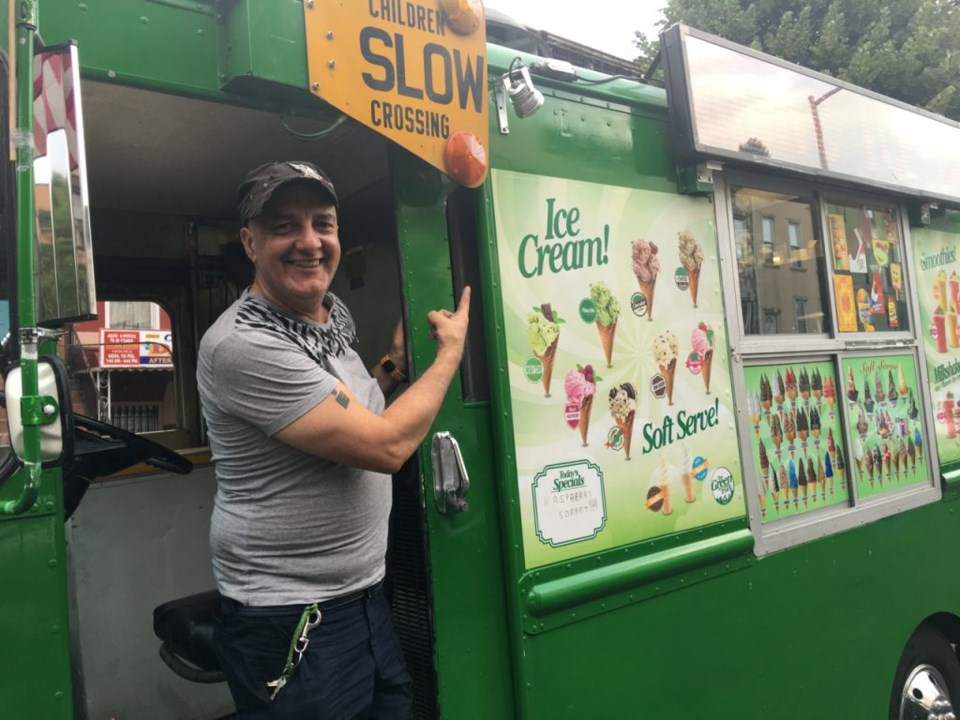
xmin=3 ymin=2 xmax=960 ymax=717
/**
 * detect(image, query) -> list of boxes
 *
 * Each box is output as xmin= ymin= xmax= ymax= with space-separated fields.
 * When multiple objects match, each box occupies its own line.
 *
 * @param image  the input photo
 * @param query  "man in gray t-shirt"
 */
xmin=197 ymin=160 xmax=469 ymax=718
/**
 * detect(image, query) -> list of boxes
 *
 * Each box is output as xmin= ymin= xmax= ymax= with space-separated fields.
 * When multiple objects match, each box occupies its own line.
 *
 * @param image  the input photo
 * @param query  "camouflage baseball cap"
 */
xmin=237 ymin=160 xmax=338 ymax=222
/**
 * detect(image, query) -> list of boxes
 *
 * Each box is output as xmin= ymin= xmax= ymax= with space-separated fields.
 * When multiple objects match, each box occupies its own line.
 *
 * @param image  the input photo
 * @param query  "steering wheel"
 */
xmin=70 ymin=413 xmax=193 ymax=478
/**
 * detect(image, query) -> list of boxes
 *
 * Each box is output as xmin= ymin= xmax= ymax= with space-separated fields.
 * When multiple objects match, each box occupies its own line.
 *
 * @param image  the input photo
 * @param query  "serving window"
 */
xmin=720 ymin=172 xmax=940 ymax=555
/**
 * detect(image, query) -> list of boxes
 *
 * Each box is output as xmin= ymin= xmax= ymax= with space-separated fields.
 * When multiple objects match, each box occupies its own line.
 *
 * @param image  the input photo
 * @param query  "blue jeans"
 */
xmin=215 ymin=586 xmax=413 ymax=719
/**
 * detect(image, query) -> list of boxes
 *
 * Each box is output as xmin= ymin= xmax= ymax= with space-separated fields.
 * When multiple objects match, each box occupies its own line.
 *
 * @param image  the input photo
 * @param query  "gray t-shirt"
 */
xmin=197 ymin=291 xmax=390 ymax=606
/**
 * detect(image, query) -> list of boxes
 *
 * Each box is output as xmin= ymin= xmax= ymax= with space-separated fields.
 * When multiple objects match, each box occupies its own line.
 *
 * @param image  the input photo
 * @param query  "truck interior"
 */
xmin=63 ymin=79 xmax=443 ymax=718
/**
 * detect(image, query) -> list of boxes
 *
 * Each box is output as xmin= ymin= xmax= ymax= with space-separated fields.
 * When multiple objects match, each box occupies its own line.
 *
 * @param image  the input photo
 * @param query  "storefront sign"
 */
xmin=100 ymin=329 xmax=173 ymax=368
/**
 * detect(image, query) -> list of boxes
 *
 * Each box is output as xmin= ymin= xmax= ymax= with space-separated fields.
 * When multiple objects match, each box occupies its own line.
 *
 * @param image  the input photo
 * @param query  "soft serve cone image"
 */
xmin=565 ymin=366 xmax=597 ymax=447
xmin=691 ymin=322 xmax=715 ymax=394
xmin=631 ymin=239 xmax=660 ymax=321
xmin=835 ymin=447 xmax=846 ymax=490
xmin=527 ymin=304 xmax=561 ymax=397
xmin=590 ymin=281 xmax=620 ymax=368
xmin=678 ymin=230 xmax=704 ymax=307
xmin=609 ymin=383 xmax=638 ymax=460
xmin=653 ymin=330 xmax=679 ymax=405
xmin=656 ymin=456 xmax=674 ymax=515
xmin=680 ymin=442 xmax=696 ymax=503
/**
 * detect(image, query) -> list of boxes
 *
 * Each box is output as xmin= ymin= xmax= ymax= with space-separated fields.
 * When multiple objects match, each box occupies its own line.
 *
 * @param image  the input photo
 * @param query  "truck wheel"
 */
xmin=891 ymin=624 xmax=960 ymax=720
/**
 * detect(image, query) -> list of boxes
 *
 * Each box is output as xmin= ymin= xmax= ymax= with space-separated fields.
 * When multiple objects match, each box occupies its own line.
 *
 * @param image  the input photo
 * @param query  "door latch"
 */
xmin=431 ymin=432 xmax=470 ymax=514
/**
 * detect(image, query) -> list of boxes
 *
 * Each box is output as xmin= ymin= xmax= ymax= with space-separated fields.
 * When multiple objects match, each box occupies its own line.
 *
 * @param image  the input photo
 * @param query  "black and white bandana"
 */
xmin=235 ymin=291 xmax=357 ymax=364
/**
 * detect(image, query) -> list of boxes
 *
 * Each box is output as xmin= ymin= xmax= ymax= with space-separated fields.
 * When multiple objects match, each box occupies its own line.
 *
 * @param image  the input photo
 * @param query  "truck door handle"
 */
xmin=431 ymin=432 xmax=470 ymax=514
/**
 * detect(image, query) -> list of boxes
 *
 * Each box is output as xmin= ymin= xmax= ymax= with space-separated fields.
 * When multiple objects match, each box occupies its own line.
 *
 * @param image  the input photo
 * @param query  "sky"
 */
xmin=485 ymin=1 xmax=668 ymax=61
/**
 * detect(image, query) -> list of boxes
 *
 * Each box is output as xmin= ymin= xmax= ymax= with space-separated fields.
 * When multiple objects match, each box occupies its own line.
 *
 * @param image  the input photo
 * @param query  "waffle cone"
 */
xmin=688 ymin=268 xmax=701 ymax=307
xmin=660 ymin=359 xmax=677 ymax=405
xmin=702 ymin=349 xmax=714 ymax=394
xmin=579 ymin=395 xmax=593 ymax=446
xmin=617 ymin=412 xmax=636 ymax=460
xmin=682 ymin=471 xmax=696 ymax=503
xmin=537 ymin=340 xmax=558 ymax=396
xmin=596 ymin=320 xmax=616 ymax=368
xmin=640 ymin=279 xmax=657 ymax=320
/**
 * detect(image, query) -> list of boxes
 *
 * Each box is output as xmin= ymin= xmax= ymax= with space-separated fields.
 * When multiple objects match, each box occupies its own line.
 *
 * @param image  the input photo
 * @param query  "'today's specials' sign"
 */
xmin=305 ymin=0 xmax=488 ymax=185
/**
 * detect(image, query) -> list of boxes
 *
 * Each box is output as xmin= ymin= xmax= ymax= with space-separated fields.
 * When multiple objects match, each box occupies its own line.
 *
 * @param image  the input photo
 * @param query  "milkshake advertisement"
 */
xmin=491 ymin=170 xmax=745 ymax=570
xmin=912 ymin=225 xmax=960 ymax=467
xmin=840 ymin=354 xmax=927 ymax=499
xmin=743 ymin=362 xmax=850 ymax=522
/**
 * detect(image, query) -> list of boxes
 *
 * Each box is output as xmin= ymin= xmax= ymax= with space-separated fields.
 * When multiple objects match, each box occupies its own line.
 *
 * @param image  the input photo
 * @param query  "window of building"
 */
xmin=761 ymin=216 xmax=775 ymax=264
xmin=788 ymin=221 xmax=803 ymax=269
xmin=795 ymin=297 xmax=808 ymax=333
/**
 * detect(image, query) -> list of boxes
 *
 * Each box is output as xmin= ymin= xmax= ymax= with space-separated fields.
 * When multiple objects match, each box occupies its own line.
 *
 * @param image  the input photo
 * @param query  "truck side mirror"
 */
xmin=4 ymin=355 xmax=75 ymax=467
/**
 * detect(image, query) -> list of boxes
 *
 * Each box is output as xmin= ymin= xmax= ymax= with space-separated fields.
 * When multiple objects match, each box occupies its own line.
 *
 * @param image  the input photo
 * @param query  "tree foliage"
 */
xmin=634 ymin=0 xmax=960 ymax=120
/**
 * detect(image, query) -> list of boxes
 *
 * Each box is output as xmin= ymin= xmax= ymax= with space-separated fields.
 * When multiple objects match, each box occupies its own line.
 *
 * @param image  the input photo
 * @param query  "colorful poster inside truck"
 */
xmin=742 ymin=361 xmax=850 ymax=522
xmin=912 ymin=226 xmax=960 ymax=467
xmin=840 ymin=353 xmax=927 ymax=497
xmin=491 ymin=170 xmax=745 ymax=569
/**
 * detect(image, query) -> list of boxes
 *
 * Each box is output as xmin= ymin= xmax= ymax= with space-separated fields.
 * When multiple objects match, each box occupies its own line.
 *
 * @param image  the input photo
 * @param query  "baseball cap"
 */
xmin=237 ymin=161 xmax=339 ymax=222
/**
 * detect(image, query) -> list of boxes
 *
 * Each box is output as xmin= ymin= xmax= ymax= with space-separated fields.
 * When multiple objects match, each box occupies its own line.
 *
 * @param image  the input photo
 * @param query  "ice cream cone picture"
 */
xmin=759 ymin=374 xmax=773 ymax=414
xmin=816 ymin=457 xmax=825 ymax=502
xmin=769 ymin=413 xmax=784 ymax=458
xmin=631 ymin=239 xmax=660 ymax=321
xmin=798 ymin=460 xmax=808 ymax=508
xmin=527 ymin=304 xmax=562 ymax=397
xmin=772 ymin=369 xmax=785 ymax=407
xmin=564 ymin=366 xmax=598 ymax=447
xmin=678 ymin=231 xmax=704 ymax=307
xmin=811 ymin=369 xmax=823 ymax=402
xmin=914 ymin=428 xmax=924 ymax=464
xmin=608 ymin=383 xmax=637 ymax=460
xmin=680 ymin=442 xmax=696 ymax=503
xmin=691 ymin=322 xmax=715 ymax=394
xmin=657 ymin=456 xmax=673 ymax=515
xmin=873 ymin=446 xmax=883 ymax=486
xmin=823 ymin=376 xmax=836 ymax=417
xmin=788 ymin=459 xmax=799 ymax=510
xmin=824 ymin=452 xmax=834 ymax=497
xmin=835 ymin=447 xmax=846 ymax=491
xmin=777 ymin=465 xmax=787 ymax=511
xmin=748 ymin=391 xmax=762 ymax=437
xmin=653 ymin=331 xmax=679 ymax=405
xmin=785 ymin=367 xmax=798 ymax=403
xmin=758 ymin=469 xmax=767 ymax=519
xmin=590 ymin=281 xmax=620 ymax=368
xmin=807 ymin=457 xmax=817 ymax=504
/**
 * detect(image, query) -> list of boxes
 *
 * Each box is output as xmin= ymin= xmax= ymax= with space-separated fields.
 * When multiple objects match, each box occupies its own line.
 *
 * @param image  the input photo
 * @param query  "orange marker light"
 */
xmin=439 ymin=0 xmax=484 ymax=35
xmin=443 ymin=130 xmax=488 ymax=188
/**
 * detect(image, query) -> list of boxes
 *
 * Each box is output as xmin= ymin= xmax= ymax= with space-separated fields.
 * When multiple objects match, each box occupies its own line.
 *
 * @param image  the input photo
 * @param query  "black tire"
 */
xmin=889 ymin=624 xmax=960 ymax=719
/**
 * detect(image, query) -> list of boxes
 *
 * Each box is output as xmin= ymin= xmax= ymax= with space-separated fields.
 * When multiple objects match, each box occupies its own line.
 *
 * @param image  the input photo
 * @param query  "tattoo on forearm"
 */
xmin=334 ymin=390 xmax=350 ymax=409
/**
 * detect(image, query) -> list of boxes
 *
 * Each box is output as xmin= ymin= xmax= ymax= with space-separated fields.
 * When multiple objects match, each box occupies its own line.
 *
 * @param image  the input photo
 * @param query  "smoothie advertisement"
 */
xmin=490 ymin=170 xmax=744 ymax=570
xmin=840 ymin=353 xmax=927 ymax=499
xmin=743 ymin=361 xmax=850 ymax=522
xmin=911 ymin=226 xmax=960 ymax=467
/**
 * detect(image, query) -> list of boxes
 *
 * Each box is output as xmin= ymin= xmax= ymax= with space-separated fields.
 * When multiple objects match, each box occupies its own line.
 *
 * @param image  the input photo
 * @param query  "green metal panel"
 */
xmin=518 ymin=501 xmax=960 ymax=719
xmin=0 ymin=475 xmax=72 ymax=719
xmin=391 ymin=148 xmax=514 ymax=718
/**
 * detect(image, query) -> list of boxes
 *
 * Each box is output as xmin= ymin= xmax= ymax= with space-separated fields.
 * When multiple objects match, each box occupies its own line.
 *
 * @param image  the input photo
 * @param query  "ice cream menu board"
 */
xmin=840 ymin=354 xmax=927 ymax=499
xmin=826 ymin=202 xmax=909 ymax=334
xmin=491 ymin=169 xmax=745 ymax=570
xmin=912 ymin=224 xmax=960 ymax=467
xmin=743 ymin=362 xmax=849 ymax=522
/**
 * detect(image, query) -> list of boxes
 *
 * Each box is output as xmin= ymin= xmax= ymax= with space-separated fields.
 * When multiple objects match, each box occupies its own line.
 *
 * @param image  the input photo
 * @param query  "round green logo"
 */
xmin=710 ymin=467 xmax=735 ymax=505
xmin=525 ymin=357 xmax=544 ymax=383
xmin=579 ymin=298 xmax=597 ymax=323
